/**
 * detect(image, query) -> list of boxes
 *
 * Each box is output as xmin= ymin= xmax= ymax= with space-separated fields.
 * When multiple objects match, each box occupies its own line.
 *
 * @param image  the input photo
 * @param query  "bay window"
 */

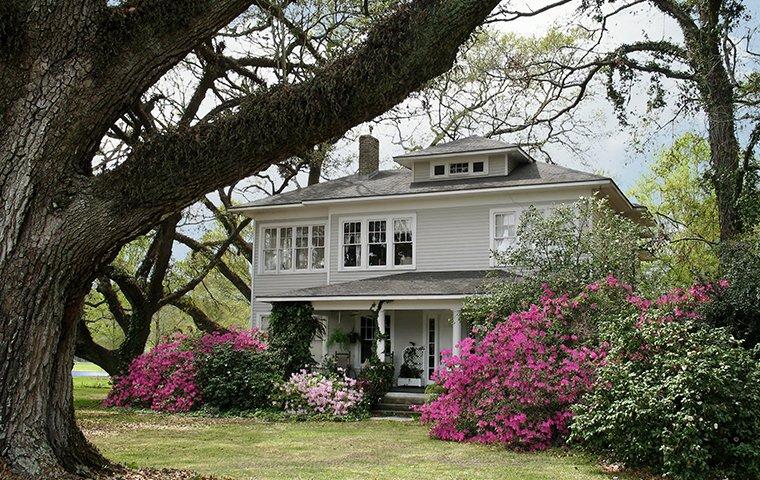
xmin=261 ymin=224 xmax=326 ymax=273
xmin=340 ymin=215 xmax=415 ymax=269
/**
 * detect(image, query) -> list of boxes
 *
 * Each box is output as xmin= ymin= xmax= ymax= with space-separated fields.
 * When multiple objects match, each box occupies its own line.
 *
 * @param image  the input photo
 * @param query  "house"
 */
xmin=230 ymin=135 xmax=645 ymax=385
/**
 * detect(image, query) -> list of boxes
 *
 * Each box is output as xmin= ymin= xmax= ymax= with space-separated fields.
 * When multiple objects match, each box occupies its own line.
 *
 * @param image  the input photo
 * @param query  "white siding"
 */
xmin=413 ymin=161 xmax=430 ymax=182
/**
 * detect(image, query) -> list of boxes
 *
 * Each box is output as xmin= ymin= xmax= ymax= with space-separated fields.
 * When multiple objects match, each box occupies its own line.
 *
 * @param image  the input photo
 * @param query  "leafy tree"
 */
xmin=482 ymin=0 xmax=760 ymax=242
xmin=464 ymin=198 xmax=647 ymax=333
xmin=0 ymin=0 xmax=500 ymax=476
xmin=629 ymin=133 xmax=720 ymax=287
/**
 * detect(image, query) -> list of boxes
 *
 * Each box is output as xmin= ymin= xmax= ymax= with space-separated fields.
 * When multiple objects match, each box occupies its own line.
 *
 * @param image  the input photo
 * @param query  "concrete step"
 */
xmin=377 ymin=402 xmax=415 ymax=412
xmin=382 ymin=391 xmax=428 ymax=406
xmin=371 ymin=408 xmax=418 ymax=418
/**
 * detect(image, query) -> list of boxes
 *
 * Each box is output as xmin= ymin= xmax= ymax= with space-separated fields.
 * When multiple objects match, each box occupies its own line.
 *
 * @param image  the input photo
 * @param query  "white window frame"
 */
xmin=258 ymin=221 xmax=328 ymax=274
xmin=338 ymin=213 xmax=417 ymax=271
xmin=430 ymin=158 xmax=489 ymax=178
xmin=489 ymin=207 xmax=520 ymax=267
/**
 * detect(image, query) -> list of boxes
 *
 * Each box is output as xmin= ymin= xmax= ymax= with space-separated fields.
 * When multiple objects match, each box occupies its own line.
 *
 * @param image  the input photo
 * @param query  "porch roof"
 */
xmin=257 ymin=270 xmax=520 ymax=302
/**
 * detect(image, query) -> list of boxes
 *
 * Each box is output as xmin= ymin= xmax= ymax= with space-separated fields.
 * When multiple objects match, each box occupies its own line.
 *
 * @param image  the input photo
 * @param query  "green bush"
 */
xmin=357 ymin=357 xmax=395 ymax=408
xmin=268 ymin=301 xmax=325 ymax=376
xmin=196 ymin=345 xmax=282 ymax=412
xmin=570 ymin=315 xmax=760 ymax=480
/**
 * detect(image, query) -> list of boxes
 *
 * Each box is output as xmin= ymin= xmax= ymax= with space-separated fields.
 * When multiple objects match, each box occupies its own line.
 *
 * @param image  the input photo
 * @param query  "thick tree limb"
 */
xmin=95 ymin=0 xmax=501 ymax=217
xmin=174 ymin=232 xmax=252 ymax=299
xmin=169 ymin=296 xmax=229 ymax=333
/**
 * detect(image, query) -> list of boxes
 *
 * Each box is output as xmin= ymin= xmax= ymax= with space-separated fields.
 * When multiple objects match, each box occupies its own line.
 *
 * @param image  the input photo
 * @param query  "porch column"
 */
xmin=452 ymin=308 xmax=462 ymax=356
xmin=377 ymin=305 xmax=386 ymax=362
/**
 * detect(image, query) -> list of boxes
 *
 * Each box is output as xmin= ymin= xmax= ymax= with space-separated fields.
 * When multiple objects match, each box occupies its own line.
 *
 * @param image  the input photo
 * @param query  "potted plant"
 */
xmin=326 ymin=330 xmax=351 ymax=352
xmin=397 ymin=344 xmax=424 ymax=387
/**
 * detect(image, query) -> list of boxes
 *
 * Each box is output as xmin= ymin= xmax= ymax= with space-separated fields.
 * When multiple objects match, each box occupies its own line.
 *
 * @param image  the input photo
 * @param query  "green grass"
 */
xmin=74 ymin=378 xmax=625 ymax=480
xmin=73 ymin=361 xmax=107 ymax=373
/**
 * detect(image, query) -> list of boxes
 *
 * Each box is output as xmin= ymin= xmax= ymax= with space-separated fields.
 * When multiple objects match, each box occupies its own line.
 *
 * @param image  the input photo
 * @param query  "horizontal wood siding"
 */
xmin=489 ymin=154 xmax=506 ymax=175
xmin=416 ymin=204 xmax=492 ymax=270
xmin=413 ymin=161 xmax=430 ymax=182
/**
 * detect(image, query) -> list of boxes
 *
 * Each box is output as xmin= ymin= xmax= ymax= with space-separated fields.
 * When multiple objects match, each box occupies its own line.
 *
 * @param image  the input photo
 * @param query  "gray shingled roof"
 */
xmin=258 ymin=270 xmax=521 ymax=299
xmin=233 ymin=162 xmax=609 ymax=209
xmin=395 ymin=136 xmax=516 ymax=158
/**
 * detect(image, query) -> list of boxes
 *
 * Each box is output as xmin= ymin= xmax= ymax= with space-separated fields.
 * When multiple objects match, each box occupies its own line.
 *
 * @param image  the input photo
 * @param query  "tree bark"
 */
xmin=0 ymin=0 xmax=498 ymax=476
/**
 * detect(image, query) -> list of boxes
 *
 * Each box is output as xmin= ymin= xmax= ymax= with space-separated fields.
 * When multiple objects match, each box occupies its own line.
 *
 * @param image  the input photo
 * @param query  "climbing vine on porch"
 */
xmin=268 ymin=302 xmax=325 ymax=377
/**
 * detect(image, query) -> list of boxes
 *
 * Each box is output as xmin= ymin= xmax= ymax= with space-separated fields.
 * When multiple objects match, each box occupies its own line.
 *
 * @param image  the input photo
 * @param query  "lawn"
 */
xmin=74 ymin=378 xmax=626 ymax=480
xmin=73 ymin=361 xmax=107 ymax=373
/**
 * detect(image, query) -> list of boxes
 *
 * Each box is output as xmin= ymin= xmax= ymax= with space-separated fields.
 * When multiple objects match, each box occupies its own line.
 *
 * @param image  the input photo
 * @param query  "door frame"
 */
xmin=422 ymin=310 xmax=442 ymax=385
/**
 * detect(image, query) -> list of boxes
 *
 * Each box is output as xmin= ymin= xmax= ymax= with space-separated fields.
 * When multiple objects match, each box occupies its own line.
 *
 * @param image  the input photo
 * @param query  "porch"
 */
xmin=257 ymin=270 xmax=518 ymax=386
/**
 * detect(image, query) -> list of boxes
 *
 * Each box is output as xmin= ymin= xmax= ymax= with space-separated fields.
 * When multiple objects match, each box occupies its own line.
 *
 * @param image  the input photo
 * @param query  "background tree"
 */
xmin=478 ymin=0 xmax=759 ymax=242
xmin=629 ymin=133 xmax=720 ymax=287
xmin=0 ymin=0 xmax=501 ymax=477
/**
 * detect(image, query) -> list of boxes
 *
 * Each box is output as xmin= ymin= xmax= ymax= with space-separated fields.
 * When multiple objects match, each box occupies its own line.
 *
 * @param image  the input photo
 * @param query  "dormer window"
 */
xmin=430 ymin=159 xmax=488 ymax=178
xmin=449 ymin=162 xmax=469 ymax=174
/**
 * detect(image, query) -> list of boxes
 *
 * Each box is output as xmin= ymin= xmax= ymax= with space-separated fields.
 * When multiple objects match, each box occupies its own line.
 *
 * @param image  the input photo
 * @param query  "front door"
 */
xmin=423 ymin=313 xmax=440 ymax=384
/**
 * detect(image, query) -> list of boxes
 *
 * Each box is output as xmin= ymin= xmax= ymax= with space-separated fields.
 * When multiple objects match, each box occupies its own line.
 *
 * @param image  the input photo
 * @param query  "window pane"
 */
xmin=279 ymin=227 xmax=292 ymax=270
xmin=494 ymin=213 xmax=516 ymax=238
xmin=295 ymin=248 xmax=309 ymax=269
xmin=343 ymin=221 xmax=361 ymax=245
xmin=311 ymin=225 xmax=325 ymax=247
xmin=295 ymin=226 xmax=309 ymax=247
xmin=473 ymin=161 xmax=484 ymax=172
xmin=264 ymin=228 xmax=277 ymax=249
xmin=343 ymin=245 xmax=360 ymax=267
xmin=449 ymin=162 xmax=469 ymax=174
xmin=394 ymin=242 xmax=413 ymax=265
xmin=264 ymin=250 xmax=277 ymax=271
xmin=433 ymin=164 xmax=445 ymax=176
xmin=393 ymin=219 xmax=412 ymax=242
xmin=311 ymin=247 xmax=325 ymax=269
xmin=393 ymin=218 xmax=413 ymax=266
xmin=368 ymin=220 xmax=387 ymax=266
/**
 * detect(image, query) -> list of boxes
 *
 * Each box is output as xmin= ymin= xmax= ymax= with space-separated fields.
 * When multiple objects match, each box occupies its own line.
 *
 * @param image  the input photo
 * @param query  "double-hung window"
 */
xmin=340 ymin=215 xmax=415 ymax=269
xmin=490 ymin=209 xmax=517 ymax=264
xmin=261 ymin=224 xmax=326 ymax=273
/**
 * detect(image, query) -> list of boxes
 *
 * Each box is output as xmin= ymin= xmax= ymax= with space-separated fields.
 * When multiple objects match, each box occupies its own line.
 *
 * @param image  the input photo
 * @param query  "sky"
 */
xmin=247 ymin=0 xmax=758 ymax=201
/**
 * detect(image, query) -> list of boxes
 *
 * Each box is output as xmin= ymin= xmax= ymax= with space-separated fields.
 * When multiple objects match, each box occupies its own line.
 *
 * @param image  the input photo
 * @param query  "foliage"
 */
xmin=196 ymin=345 xmax=281 ymax=412
xmin=104 ymin=336 xmax=198 ymax=413
xmin=399 ymin=345 xmax=424 ymax=378
xmin=356 ymin=356 xmax=395 ymax=409
xmin=571 ymin=313 xmax=760 ymax=479
xmin=629 ymin=133 xmax=720 ymax=288
xmin=326 ymin=330 xmax=352 ymax=352
xmin=268 ymin=302 xmax=325 ymax=377
xmin=105 ymin=329 xmax=267 ymax=413
xmin=276 ymin=369 xmax=364 ymax=418
xmin=419 ymin=285 xmax=613 ymax=450
xmin=464 ymin=198 xmax=645 ymax=334
xmin=701 ymin=228 xmax=760 ymax=348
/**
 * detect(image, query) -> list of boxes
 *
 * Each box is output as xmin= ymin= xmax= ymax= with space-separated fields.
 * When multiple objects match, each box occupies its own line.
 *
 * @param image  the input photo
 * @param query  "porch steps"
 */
xmin=372 ymin=391 xmax=428 ymax=418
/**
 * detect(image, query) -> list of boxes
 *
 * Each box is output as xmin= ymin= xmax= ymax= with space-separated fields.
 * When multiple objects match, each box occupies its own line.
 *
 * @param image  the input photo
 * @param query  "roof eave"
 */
xmin=393 ymin=145 xmax=530 ymax=168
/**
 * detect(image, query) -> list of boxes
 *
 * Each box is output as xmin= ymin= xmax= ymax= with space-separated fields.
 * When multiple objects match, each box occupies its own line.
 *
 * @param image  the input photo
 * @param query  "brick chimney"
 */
xmin=358 ymin=134 xmax=379 ymax=176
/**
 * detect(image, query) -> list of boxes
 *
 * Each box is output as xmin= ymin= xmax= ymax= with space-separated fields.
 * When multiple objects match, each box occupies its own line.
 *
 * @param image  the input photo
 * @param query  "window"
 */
xmin=259 ymin=315 xmax=270 ymax=332
xmin=340 ymin=215 xmax=415 ymax=270
xmin=427 ymin=317 xmax=437 ymax=380
xmin=343 ymin=221 xmax=362 ymax=268
xmin=263 ymin=228 xmax=278 ymax=272
xmin=260 ymin=224 xmax=326 ymax=273
xmin=393 ymin=218 xmax=414 ymax=266
xmin=433 ymin=164 xmax=445 ymax=176
xmin=368 ymin=220 xmax=387 ymax=266
xmin=311 ymin=225 xmax=325 ymax=269
xmin=491 ymin=210 xmax=518 ymax=262
xmin=449 ymin=162 xmax=469 ymax=174
xmin=472 ymin=161 xmax=484 ymax=172
xmin=360 ymin=316 xmax=375 ymax=364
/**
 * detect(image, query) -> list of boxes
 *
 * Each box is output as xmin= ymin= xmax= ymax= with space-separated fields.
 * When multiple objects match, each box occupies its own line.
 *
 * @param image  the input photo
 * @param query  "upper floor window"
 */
xmin=431 ymin=159 xmax=488 ymax=177
xmin=262 ymin=224 xmax=326 ymax=273
xmin=341 ymin=215 xmax=415 ymax=270
xmin=490 ymin=209 xmax=517 ymax=264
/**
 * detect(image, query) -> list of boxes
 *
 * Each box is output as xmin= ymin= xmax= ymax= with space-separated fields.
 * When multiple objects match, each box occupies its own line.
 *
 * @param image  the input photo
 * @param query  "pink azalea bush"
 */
xmin=105 ymin=328 xmax=266 ymax=413
xmin=418 ymin=276 xmax=730 ymax=450
xmin=278 ymin=369 xmax=364 ymax=417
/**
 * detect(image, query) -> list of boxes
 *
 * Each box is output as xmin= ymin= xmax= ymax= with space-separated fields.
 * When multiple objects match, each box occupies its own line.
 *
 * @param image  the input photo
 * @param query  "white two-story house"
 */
xmin=231 ymin=135 xmax=645 ymax=385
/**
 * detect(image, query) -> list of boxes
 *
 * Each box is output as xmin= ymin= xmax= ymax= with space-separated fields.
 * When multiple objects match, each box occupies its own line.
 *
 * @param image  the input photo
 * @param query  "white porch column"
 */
xmin=452 ymin=308 xmax=462 ymax=356
xmin=377 ymin=305 xmax=386 ymax=362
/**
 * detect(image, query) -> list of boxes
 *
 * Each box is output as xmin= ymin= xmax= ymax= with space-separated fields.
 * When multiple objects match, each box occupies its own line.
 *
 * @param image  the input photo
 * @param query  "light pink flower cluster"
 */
xmin=280 ymin=370 xmax=363 ymax=417
xmin=417 ymin=276 xmax=728 ymax=450
xmin=105 ymin=328 xmax=267 ymax=413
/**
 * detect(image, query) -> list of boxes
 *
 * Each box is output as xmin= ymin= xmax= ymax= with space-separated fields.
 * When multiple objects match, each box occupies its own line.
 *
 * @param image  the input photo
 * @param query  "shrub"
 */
xmin=570 ymin=315 xmax=760 ymax=480
xmin=464 ymin=198 xmax=646 ymax=334
xmin=105 ymin=328 xmax=268 ymax=413
xmin=104 ymin=336 xmax=198 ymax=413
xmin=356 ymin=357 xmax=395 ymax=409
xmin=417 ymin=290 xmax=607 ymax=450
xmin=268 ymin=302 xmax=325 ymax=376
xmin=196 ymin=345 xmax=281 ymax=412
xmin=277 ymin=369 xmax=364 ymax=417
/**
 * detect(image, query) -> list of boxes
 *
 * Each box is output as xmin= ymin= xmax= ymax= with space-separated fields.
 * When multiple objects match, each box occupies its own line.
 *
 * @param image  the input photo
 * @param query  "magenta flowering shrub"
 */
xmin=279 ymin=370 xmax=364 ymax=417
xmin=418 ymin=276 xmax=728 ymax=450
xmin=105 ymin=328 xmax=267 ymax=413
